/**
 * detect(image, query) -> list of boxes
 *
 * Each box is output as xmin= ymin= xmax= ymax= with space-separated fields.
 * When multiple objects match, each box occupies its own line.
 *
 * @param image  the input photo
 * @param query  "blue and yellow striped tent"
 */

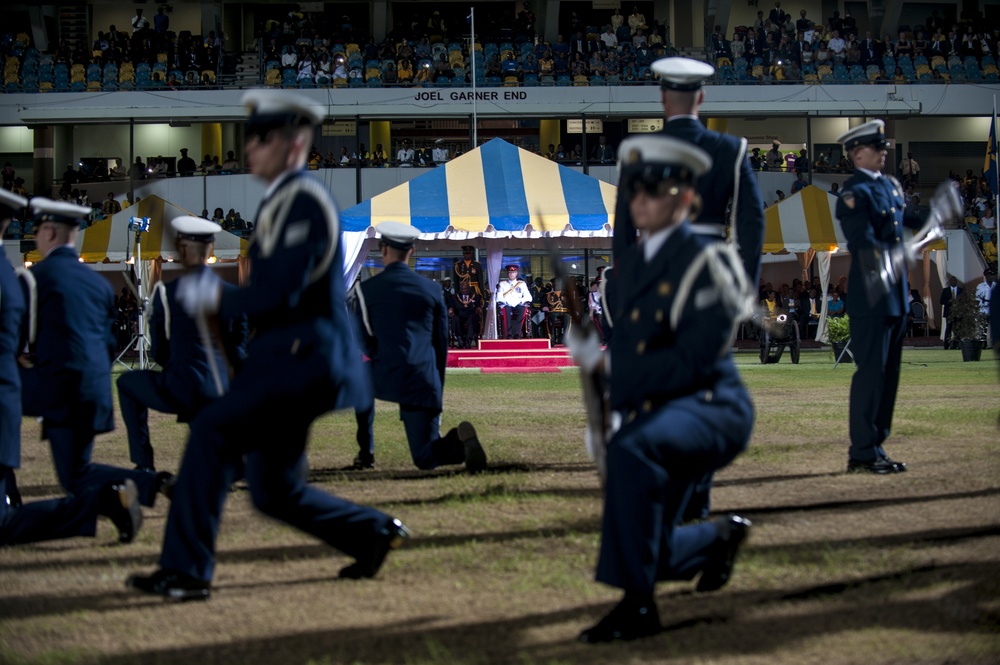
xmin=341 ymin=138 xmax=617 ymax=235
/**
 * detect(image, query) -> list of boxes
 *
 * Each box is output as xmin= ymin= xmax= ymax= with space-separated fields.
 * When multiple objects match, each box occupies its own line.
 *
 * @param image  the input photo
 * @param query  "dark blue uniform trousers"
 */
xmin=848 ymin=314 xmax=907 ymax=462
xmin=0 ymin=465 xmax=101 ymax=544
xmin=46 ymin=425 xmax=160 ymax=507
xmin=160 ymin=380 xmax=392 ymax=581
xmin=117 ymin=370 xmax=180 ymax=471
xmin=358 ymin=405 xmax=459 ymax=470
xmin=596 ymin=391 xmax=752 ymax=595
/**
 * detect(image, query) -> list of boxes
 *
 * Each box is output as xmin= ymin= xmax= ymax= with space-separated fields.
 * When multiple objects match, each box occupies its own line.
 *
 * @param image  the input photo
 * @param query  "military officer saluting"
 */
xmin=21 ymin=198 xmax=168 ymax=517
xmin=0 ymin=190 xmax=141 ymax=546
xmin=128 ymin=90 xmax=407 ymax=600
xmin=835 ymin=120 xmax=960 ymax=474
xmin=496 ymin=264 xmax=532 ymax=339
xmin=116 ymin=215 xmax=247 ymax=473
xmin=351 ymin=221 xmax=487 ymax=473
xmin=568 ymin=135 xmax=754 ymax=644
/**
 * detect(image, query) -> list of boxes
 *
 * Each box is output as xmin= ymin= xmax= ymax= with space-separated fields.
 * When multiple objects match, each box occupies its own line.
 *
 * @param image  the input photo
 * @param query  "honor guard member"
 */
xmin=0 ymin=190 xmax=141 ymax=545
xmin=570 ymin=136 xmax=754 ymax=644
xmin=640 ymin=56 xmax=765 ymax=521
xmin=835 ymin=120 xmax=960 ymax=474
xmin=128 ymin=90 xmax=407 ymax=601
xmin=351 ymin=221 xmax=487 ymax=473
xmin=496 ymin=264 xmax=532 ymax=338
xmin=116 ymin=216 xmax=247 ymax=472
xmin=21 ymin=198 xmax=168 ymax=512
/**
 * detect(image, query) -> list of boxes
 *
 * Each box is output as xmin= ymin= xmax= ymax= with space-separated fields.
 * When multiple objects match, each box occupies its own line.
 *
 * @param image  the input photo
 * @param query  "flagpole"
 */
xmin=470 ymin=7 xmax=478 ymax=148
xmin=994 ymin=95 xmax=998 ymax=216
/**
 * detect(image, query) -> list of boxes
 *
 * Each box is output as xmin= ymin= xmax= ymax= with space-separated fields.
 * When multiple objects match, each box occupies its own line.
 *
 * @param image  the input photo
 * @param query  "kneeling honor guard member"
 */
xmin=127 ymin=90 xmax=407 ymax=601
xmin=567 ymin=136 xmax=754 ymax=644
xmin=835 ymin=120 xmax=961 ymax=474
xmin=117 ymin=215 xmax=247 ymax=473
xmin=0 ymin=191 xmax=140 ymax=545
xmin=21 ymin=198 xmax=169 ymax=524
xmin=351 ymin=221 xmax=487 ymax=473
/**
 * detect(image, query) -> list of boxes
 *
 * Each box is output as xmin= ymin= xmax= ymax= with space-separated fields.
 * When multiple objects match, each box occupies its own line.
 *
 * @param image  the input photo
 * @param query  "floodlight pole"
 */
xmin=470 ymin=7 xmax=478 ymax=148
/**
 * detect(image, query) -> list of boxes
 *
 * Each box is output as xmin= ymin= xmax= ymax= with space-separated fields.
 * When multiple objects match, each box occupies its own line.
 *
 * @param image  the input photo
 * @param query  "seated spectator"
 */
xmin=790 ymin=171 xmax=807 ymax=194
xmin=221 ymin=151 xmax=239 ymax=173
xmin=338 ymin=147 xmax=351 ymax=166
xmin=982 ymin=232 xmax=998 ymax=265
xmin=828 ymin=291 xmax=845 ymax=317
xmin=211 ymin=207 xmax=225 ymax=224
xmin=762 ymin=290 xmax=781 ymax=317
xmin=904 ymin=185 xmax=921 ymax=208
xmin=101 ymin=192 xmax=122 ymax=216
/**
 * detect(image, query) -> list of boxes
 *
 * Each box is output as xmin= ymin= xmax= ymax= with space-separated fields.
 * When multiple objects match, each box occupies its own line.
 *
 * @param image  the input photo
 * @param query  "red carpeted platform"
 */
xmin=447 ymin=339 xmax=576 ymax=373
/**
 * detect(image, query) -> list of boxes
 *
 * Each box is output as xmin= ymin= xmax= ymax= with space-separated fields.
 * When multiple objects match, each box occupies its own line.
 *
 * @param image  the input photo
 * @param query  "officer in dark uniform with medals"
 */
xmin=453 ymin=281 xmax=482 ymax=348
xmin=116 ymin=215 xmax=247 ymax=472
xmin=454 ymin=245 xmax=487 ymax=301
xmin=127 ymin=90 xmax=407 ymax=600
xmin=569 ymin=136 xmax=754 ymax=644
xmin=545 ymin=280 xmax=569 ymax=345
xmin=351 ymin=221 xmax=487 ymax=473
xmin=21 ymin=198 xmax=167 ymax=514
xmin=0 ymin=190 xmax=141 ymax=545
xmin=835 ymin=120 xmax=960 ymax=474
xmin=634 ymin=56 xmax=766 ymax=522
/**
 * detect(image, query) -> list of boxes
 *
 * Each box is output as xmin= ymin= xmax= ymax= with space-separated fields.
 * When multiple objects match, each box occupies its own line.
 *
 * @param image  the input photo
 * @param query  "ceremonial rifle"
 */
xmin=543 ymin=236 xmax=610 ymax=486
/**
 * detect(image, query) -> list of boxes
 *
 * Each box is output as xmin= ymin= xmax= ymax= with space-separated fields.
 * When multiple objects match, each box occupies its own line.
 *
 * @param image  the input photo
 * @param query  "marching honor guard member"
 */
xmin=0 ymin=190 xmax=141 ymax=545
xmin=835 ymin=120 xmax=961 ymax=474
xmin=644 ymin=56 xmax=765 ymax=521
xmin=128 ymin=90 xmax=407 ymax=601
xmin=568 ymin=136 xmax=754 ymax=644
xmin=351 ymin=221 xmax=487 ymax=473
xmin=496 ymin=264 xmax=532 ymax=338
xmin=116 ymin=215 xmax=247 ymax=472
xmin=21 ymin=198 xmax=168 ymax=518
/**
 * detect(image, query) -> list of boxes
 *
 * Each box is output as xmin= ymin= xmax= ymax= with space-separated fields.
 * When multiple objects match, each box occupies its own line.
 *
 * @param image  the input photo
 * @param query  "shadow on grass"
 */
xmin=44 ymin=561 xmax=998 ymax=665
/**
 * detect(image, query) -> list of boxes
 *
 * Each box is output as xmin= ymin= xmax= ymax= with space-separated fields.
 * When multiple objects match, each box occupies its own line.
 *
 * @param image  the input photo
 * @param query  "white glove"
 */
xmin=565 ymin=323 xmax=604 ymax=373
xmin=930 ymin=181 xmax=963 ymax=223
xmin=175 ymin=270 xmax=221 ymax=317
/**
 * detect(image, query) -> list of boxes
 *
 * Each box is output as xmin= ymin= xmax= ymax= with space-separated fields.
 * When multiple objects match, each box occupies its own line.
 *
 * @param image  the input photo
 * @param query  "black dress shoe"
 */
xmin=579 ymin=596 xmax=662 ymax=644
xmin=458 ymin=421 xmax=487 ymax=474
xmin=847 ymin=458 xmax=902 ymax=474
xmin=155 ymin=471 xmax=176 ymax=501
xmin=342 ymin=455 xmax=374 ymax=471
xmin=696 ymin=515 xmax=752 ymax=592
xmin=339 ymin=518 xmax=410 ymax=579
xmin=98 ymin=479 xmax=142 ymax=544
xmin=127 ymin=569 xmax=210 ymax=601
xmin=880 ymin=456 xmax=907 ymax=472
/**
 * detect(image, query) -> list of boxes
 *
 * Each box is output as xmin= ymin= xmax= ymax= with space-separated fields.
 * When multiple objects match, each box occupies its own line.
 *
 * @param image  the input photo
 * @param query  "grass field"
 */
xmin=1 ymin=349 xmax=998 ymax=665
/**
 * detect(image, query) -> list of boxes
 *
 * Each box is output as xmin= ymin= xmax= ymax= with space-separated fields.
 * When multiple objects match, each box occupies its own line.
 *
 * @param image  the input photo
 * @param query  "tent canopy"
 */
xmin=341 ymin=138 xmax=617 ymax=237
xmin=763 ymin=185 xmax=847 ymax=254
xmin=28 ymin=195 xmax=248 ymax=263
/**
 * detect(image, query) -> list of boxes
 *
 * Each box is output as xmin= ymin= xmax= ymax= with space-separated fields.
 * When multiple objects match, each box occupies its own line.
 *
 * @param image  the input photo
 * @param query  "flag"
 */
xmin=985 ymin=113 xmax=998 ymax=197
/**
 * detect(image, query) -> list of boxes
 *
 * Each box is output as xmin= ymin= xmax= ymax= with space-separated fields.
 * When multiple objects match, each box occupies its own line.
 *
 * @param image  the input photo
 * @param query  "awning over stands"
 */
xmin=764 ymin=185 xmax=846 ymax=254
xmin=26 ymin=195 xmax=248 ymax=264
xmin=340 ymin=138 xmax=617 ymax=340
xmin=340 ymin=138 xmax=617 ymax=238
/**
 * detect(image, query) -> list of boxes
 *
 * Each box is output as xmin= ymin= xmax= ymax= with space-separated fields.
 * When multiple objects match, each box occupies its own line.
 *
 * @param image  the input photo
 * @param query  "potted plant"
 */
xmin=826 ymin=314 xmax=854 ymax=364
xmin=949 ymin=290 xmax=989 ymax=361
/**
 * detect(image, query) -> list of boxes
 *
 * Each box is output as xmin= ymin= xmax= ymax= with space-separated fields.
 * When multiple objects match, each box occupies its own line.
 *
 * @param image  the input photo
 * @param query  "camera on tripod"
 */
xmin=129 ymin=216 xmax=151 ymax=233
